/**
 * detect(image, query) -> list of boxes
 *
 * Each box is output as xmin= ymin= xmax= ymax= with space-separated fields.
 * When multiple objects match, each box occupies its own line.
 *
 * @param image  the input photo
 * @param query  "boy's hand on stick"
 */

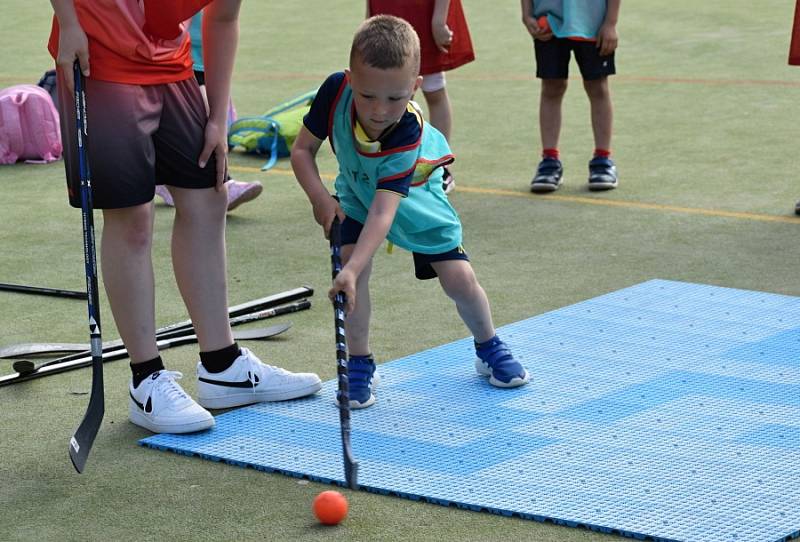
xmin=329 ymin=267 xmax=356 ymax=314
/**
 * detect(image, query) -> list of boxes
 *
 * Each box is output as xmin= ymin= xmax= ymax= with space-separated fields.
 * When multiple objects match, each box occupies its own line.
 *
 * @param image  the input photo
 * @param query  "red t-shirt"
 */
xmin=368 ymin=0 xmax=475 ymax=75
xmin=791 ymin=0 xmax=800 ymax=65
xmin=48 ymin=0 xmax=212 ymax=85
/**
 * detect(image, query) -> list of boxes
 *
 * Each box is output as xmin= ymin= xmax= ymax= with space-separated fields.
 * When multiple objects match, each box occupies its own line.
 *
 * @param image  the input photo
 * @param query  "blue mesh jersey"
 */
xmin=304 ymin=72 xmax=462 ymax=254
xmin=532 ymin=0 xmax=608 ymax=40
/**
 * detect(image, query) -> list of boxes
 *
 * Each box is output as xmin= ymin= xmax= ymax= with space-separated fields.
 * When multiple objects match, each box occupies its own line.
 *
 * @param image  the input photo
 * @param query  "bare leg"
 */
xmin=432 ymin=259 xmax=495 ymax=343
xmin=101 ymin=203 xmax=158 ymax=363
xmin=539 ymin=78 xmax=568 ymax=150
xmin=169 ymin=185 xmax=233 ymax=352
xmin=583 ymin=77 xmax=613 ymax=151
xmin=340 ymin=244 xmax=372 ymax=357
xmin=423 ymin=87 xmax=453 ymax=141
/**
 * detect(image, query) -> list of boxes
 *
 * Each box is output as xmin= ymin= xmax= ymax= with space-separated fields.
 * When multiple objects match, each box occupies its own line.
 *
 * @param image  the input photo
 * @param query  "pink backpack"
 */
xmin=0 ymin=84 xmax=62 ymax=165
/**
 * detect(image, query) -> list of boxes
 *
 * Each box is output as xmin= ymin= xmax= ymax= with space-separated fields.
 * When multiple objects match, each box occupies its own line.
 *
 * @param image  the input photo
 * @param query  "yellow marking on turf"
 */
xmin=229 ymin=165 xmax=799 ymax=225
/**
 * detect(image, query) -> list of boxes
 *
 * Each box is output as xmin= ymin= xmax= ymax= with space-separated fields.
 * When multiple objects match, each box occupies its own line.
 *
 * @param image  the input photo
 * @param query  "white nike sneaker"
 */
xmin=196 ymin=347 xmax=322 ymax=409
xmin=129 ymin=370 xmax=214 ymax=433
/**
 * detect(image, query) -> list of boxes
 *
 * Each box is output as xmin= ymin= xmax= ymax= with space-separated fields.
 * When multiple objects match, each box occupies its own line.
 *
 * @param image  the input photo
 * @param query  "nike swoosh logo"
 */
xmin=199 ymin=374 xmax=259 ymax=388
xmin=129 ymin=391 xmax=153 ymax=413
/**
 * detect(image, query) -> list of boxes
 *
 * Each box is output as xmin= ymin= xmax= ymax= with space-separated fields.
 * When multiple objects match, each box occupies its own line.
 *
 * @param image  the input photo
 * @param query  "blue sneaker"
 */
xmin=346 ymin=356 xmax=379 ymax=409
xmin=474 ymin=336 xmax=530 ymax=388
xmin=588 ymin=156 xmax=618 ymax=191
xmin=530 ymin=157 xmax=563 ymax=193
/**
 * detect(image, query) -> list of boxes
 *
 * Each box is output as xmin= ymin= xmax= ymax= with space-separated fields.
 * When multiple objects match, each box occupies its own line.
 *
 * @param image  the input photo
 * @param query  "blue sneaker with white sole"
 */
xmin=475 ymin=336 xmax=530 ymax=388
xmin=347 ymin=355 xmax=379 ymax=409
xmin=530 ymin=157 xmax=564 ymax=193
xmin=587 ymin=156 xmax=618 ymax=191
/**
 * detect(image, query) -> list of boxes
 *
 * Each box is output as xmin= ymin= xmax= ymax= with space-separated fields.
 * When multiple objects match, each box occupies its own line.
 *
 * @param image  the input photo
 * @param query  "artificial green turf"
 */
xmin=2 ymin=1 xmax=799 ymax=541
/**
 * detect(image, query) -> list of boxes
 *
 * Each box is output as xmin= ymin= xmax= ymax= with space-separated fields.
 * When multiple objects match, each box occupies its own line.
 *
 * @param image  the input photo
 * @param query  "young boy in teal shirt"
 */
xmin=292 ymin=15 xmax=530 ymax=408
xmin=522 ymin=0 xmax=621 ymax=193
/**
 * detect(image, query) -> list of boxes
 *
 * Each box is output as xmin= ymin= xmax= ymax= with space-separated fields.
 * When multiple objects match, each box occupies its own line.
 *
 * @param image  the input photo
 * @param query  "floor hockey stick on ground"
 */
xmin=0 ymin=298 xmax=312 ymax=359
xmin=0 ymin=282 xmax=87 ymax=300
xmin=8 ymin=322 xmax=292 ymax=377
xmin=329 ymin=217 xmax=358 ymax=489
xmin=69 ymin=63 xmax=103 ymax=473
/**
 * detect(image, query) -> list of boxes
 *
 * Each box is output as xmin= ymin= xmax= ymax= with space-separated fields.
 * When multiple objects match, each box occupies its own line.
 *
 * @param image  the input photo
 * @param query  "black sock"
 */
xmin=199 ymin=342 xmax=241 ymax=373
xmin=131 ymin=356 xmax=165 ymax=388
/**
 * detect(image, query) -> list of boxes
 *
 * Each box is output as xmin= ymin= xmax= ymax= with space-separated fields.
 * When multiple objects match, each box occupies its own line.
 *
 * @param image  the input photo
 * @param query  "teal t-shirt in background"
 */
xmin=532 ymin=0 xmax=607 ymax=40
xmin=189 ymin=13 xmax=203 ymax=71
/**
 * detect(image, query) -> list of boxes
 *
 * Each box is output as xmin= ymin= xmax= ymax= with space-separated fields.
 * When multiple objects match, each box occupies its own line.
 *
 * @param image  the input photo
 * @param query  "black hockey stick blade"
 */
xmin=10 ymin=322 xmax=292 ymax=377
xmin=0 ymin=343 xmax=90 ymax=358
xmin=69 ymin=355 xmax=103 ymax=473
xmin=0 ymin=282 xmax=88 ymax=300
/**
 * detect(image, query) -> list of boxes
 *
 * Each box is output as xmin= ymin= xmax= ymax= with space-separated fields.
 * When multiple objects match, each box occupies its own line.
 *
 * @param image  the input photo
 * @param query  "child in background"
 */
xmin=367 ymin=0 xmax=475 ymax=193
xmin=292 ymin=15 xmax=529 ymax=409
xmin=155 ymin=11 xmax=263 ymax=212
xmin=522 ymin=0 xmax=621 ymax=193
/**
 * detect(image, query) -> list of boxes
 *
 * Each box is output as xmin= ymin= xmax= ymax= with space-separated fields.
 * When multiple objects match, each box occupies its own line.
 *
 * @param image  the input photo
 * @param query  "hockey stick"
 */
xmin=2 ymin=322 xmax=291 ymax=387
xmin=1 ymin=299 xmax=311 ymax=381
xmin=10 ymin=322 xmax=292 ymax=376
xmin=329 ymin=217 xmax=358 ymax=489
xmin=0 ymin=282 xmax=87 ymax=300
xmin=0 ymin=298 xmax=312 ymax=359
xmin=69 ymin=63 xmax=103 ymax=473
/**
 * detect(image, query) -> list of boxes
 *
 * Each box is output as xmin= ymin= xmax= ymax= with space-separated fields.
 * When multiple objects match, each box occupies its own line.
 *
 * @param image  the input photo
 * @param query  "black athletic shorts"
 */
xmin=340 ymin=216 xmax=469 ymax=280
xmin=56 ymin=69 xmax=217 ymax=209
xmin=534 ymin=37 xmax=616 ymax=81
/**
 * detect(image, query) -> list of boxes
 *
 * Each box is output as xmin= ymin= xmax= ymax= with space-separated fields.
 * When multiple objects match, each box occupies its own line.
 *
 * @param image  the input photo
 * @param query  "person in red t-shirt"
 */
xmin=366 ymin=0 xmax=475 ymax=193
xmin=790 ymin=0 xmax=800 ymax=214
xmin=49 ymin=0 xmax=321 ymax=434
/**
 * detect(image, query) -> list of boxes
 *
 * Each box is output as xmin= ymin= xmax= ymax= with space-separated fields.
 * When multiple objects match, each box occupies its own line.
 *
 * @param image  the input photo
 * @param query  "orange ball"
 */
xmin=537 ymin=16 xmax=550 ymax=32
xmin=312 ymin=490 xmax=348 ymax=525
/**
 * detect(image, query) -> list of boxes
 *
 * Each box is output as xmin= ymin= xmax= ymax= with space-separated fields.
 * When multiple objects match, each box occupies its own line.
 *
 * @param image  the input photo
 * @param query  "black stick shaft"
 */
xmin=0 ymin=283 xmax=87 ymax=300
xmin=69 ymin=63 xmax=104 ymax=474
xmin=330 ymin=217 xmax=358 ymax=489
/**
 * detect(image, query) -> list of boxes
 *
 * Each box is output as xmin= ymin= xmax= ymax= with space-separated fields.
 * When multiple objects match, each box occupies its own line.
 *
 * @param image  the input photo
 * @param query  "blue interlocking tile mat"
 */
xmin=141 ymin=280 xmax=800 ymax=542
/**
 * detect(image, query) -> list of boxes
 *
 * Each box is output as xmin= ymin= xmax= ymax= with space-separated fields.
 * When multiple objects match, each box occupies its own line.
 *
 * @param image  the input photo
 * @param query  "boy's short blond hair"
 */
xmin=350 ymin=15 xmax=421 ymax=74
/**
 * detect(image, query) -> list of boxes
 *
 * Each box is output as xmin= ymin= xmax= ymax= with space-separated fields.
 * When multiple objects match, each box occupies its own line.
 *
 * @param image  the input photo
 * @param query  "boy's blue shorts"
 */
xmin=340 ymin=216 xmax=469 ymax=280
xmin=534 ymin=37 xmax=616 ymax=81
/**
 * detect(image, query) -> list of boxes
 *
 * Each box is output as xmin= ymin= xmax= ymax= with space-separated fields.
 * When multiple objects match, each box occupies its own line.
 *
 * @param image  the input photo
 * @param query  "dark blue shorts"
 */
xmin=340 ymin=216 xmax=469 ymax=280
xmin=534 ymin=37 xmax=615 ymax=81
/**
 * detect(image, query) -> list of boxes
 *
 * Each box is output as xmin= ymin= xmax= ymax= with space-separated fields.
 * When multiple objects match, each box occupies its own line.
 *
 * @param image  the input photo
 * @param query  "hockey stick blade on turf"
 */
xmin=10 ymin=322 xmax=292 ymax=376
xmin=329 ymin=217 xmax=358 ymax=489
xmin=69 ymin=63 xmax=103 ymax=473
xmin=0 ymin=298 xmax=312 ymax=359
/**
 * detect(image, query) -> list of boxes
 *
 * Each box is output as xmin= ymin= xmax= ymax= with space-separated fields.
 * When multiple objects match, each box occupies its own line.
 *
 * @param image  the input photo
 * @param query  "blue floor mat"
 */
xmin=141 ymin=280 xmax=800 ymax=542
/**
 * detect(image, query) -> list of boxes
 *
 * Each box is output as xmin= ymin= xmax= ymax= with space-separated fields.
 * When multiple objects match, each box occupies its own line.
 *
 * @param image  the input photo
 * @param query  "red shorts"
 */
xmin=368 ymin=0 xmax=475 ymax=75
xmin=56 ymin=70 xmax=217 ymax=209
xmin=791 ymin=0 xmax=800 ymax=65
